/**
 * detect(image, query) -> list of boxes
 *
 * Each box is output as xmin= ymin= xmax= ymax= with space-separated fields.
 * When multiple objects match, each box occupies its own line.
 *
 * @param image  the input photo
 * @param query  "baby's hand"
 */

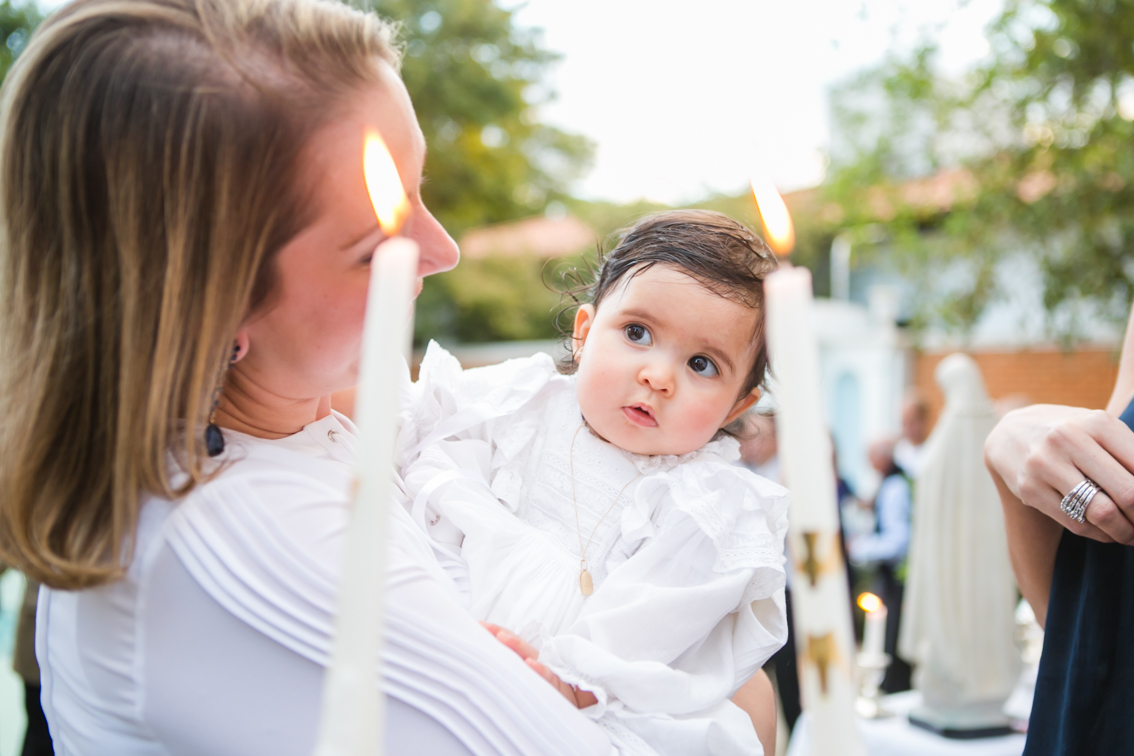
xmin=480 ymin=622 xmax=598 ymax=709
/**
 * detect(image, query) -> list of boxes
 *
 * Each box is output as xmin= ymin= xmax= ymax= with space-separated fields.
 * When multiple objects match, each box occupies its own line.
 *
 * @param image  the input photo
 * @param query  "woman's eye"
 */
xmin=625 ymin=324 xmax=652 ymax=345
xmin=689 ymin=355 xmax=718 ymax=377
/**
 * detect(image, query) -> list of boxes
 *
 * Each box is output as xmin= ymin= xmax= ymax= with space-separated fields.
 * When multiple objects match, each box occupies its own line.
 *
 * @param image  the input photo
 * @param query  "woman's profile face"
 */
xmin=239 ymin=61 xmax=458 ymax=405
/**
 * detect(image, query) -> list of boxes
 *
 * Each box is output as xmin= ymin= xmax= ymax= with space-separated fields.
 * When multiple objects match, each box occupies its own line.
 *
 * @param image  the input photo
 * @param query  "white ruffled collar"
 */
xmin=576 ymin=418 xmax=742 ymax=474
xmin=620 ymin=434 xmax=741 ymax=474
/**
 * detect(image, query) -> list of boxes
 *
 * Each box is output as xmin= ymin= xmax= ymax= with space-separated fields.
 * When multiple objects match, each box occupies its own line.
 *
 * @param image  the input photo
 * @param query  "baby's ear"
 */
xmin=572 ymin=305 xmax=596 ymax=357
xmin=723 ymin=387 xmax=761 ymax=427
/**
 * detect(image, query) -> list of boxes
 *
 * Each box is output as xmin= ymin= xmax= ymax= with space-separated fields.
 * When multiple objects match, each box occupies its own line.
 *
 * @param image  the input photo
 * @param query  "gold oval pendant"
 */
xmin=580 ymin=569 xmax=594 ymax=596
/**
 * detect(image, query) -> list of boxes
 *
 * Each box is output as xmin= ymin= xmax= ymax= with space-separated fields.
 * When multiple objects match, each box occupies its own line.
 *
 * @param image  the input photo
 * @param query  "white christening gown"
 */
xmin=399 ymin=343 xmax=790 ymax=756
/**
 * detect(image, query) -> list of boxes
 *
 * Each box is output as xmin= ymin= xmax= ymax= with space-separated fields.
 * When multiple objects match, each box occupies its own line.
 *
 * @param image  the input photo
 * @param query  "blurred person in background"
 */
xmin=895 ymin=392 xmax=932 ymax=479
xmin=0 ymin=566 xmax=52 ymax=756
xmin=15 ymin=577 xmax=52 ymax=756
xmin=849 ymin=437 xmax=913 ymax=692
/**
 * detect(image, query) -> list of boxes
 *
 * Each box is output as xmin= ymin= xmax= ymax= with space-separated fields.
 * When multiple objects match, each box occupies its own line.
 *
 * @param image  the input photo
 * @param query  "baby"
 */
xmin=399 ymin=210 xmax=789 ymax=756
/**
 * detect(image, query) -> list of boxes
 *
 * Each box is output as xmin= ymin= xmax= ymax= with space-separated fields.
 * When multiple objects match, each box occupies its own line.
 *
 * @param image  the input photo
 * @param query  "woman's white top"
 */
xmin=36 ymin=411 xmax=616 ymax=756
xmin=400 ymin=344 xmax=790 ymax=756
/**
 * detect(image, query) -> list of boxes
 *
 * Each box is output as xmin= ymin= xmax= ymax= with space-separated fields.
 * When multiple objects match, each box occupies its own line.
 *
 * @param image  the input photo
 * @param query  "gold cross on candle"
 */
xmin=797 ymin=531 xmax=843 ymax=587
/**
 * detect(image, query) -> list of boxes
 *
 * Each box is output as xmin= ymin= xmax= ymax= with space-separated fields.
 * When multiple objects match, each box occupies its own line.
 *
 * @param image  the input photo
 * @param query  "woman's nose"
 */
xmin=407 ymin=204 xmax=459 ymax=277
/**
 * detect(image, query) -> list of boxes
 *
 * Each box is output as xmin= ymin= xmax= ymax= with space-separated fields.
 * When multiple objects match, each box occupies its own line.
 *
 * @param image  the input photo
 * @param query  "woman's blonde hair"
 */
xmin=0 ymin=0 xmax=400 ymax=589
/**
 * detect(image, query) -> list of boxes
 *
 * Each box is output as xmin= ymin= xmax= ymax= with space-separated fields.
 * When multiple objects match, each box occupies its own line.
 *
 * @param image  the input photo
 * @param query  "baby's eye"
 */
xmin=689 ymin=355 xmax=718 ymax=377
xmin=625 ymin=324 xmax=652 ymax=345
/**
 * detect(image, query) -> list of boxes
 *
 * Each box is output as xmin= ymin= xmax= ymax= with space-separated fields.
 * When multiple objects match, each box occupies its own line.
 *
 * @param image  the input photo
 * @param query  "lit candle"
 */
xmin=750 ymin=174 xmax=795 ymax=256
xmin=858 ymin=592 xmax=888 ymax=660
xmin=758 ymin=172 xmax=864 ymax=753
xmin=313 ymin=131 xmax=418 ymax=756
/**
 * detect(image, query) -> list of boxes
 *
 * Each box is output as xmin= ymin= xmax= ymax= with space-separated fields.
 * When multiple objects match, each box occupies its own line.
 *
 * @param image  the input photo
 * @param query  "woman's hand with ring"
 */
xmin=985 ymin=404 xmax=1134 ymax=544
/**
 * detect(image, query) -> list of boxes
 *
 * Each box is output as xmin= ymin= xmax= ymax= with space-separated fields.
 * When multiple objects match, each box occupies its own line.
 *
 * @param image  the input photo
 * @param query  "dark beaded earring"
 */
xmin=205 ymin=342 xmax=240 ymax=457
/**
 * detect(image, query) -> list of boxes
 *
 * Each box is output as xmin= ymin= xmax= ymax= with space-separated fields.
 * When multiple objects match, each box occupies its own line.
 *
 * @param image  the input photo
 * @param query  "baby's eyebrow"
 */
xmin=619 ymin=307 xmax=656 ymax=323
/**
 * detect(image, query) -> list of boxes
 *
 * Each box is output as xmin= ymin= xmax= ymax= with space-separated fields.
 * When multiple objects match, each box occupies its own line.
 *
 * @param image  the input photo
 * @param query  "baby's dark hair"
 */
xmin=560 ymin=209 xmax=779 ymax=396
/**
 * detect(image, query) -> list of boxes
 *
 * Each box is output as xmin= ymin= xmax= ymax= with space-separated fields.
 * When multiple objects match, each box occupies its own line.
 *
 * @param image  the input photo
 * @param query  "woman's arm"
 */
xmin=984 ymin=303 xmax=1134 ymax=625
xmin=1107 ymin=300 xmax=1134 ymax=415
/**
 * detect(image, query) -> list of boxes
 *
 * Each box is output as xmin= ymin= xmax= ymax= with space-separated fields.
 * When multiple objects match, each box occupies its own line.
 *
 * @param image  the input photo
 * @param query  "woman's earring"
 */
xmin=205 ymin=342 xmax=240 ymax=457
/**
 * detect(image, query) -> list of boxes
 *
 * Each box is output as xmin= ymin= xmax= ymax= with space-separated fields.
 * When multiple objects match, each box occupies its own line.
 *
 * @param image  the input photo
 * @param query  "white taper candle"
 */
xmin=862 ymin=603 xmax=888 ymax=660
xmin=765 ymin=266 xmax=865 ymax=756
xmin=313 ymin=237 xmax=419 ymax=756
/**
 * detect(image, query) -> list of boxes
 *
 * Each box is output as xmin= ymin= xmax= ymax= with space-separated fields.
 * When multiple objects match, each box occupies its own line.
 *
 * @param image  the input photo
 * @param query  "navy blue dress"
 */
xmin=1024 ymin=398 xmax=1134 ymax=754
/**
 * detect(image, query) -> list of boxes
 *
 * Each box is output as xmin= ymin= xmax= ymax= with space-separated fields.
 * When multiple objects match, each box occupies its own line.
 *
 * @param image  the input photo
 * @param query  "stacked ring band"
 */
xmin=1060 ymin=479 xmax=1101 ymax=524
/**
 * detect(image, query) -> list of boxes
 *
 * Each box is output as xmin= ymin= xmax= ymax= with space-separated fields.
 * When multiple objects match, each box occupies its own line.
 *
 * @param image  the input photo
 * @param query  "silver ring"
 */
xmin=1060 ymin=479 xmax=1100 ymax=523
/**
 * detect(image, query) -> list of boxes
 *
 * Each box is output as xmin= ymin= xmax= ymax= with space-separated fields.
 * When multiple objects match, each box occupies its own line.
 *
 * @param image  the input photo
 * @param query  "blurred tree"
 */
xmin=358 ymin=0 xmax=595 ymax=345
xmin=0 ymin=1 xmax=41 ymax=81
xmin=414 ymin=253 xmax=567 ymax=344
xmin=824 ymin=0 xmax=1134 ymax=340
xmin=364 ymin=0 xmax=592 ymax=238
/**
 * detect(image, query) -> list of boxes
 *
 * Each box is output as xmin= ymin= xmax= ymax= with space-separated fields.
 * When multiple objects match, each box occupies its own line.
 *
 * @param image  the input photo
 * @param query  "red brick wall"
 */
xmin=913 ymin=348 xmax=1121 ymax=427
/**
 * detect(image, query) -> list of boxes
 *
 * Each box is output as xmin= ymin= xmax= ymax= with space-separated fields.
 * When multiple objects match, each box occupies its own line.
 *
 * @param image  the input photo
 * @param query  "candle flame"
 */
xmin=363 ymin=130 xmax=410 ymax=235
xmin=857 ymin=592 xmax=884 ymax=613
xmin=750 ymin=175 xmax=795 ymax=256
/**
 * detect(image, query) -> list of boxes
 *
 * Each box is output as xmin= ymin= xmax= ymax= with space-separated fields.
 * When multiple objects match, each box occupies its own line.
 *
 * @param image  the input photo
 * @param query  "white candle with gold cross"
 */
xmin=754 ymin=174 xmax=864 ymax=755
xmin=764 ymin=265 xmax=865 ymax=756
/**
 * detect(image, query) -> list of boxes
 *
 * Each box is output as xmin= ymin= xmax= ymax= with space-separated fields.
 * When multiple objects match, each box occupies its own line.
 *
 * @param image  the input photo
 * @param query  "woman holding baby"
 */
xmin=0 ymin=1 xmax=780 ymax=754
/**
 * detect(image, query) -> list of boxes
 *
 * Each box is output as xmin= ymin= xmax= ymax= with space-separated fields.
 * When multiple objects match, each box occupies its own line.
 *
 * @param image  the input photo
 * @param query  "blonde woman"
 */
xmin=0 ymin=1 xmax=617 ymax=753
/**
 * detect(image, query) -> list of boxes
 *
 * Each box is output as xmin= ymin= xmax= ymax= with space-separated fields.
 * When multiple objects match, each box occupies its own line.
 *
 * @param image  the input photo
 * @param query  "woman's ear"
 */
xmin=723 ymin=387 xmax=761 ymax=427
xmin=572 ymin=305 xmax=596 ymax=360
xmin=233 ymin=330 xmax=250 ymax=364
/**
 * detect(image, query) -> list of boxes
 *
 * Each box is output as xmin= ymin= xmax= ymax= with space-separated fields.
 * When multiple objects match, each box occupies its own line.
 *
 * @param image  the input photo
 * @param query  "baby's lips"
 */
xmin=622 ymin=405 xmax=658 ymax=427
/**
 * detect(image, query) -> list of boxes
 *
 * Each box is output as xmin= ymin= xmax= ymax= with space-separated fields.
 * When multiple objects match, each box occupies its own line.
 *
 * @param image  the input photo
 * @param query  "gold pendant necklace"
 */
xmin=569 ymin=423 xmax=641 ymax=596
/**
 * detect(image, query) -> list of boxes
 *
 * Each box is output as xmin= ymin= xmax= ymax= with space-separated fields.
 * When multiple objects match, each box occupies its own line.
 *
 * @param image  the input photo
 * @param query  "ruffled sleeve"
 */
xmin=396 ymin=341 xmax=561 ymax=470
xmin=538 ymin=459 xmax=789 ymax=750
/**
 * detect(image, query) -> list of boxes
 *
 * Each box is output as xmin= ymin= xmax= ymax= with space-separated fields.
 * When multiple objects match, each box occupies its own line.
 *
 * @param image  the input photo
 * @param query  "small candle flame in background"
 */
xmin=750 ymin=175 xmax=795 ymax=256
xmin=364 ymin=130 xmax=410 ymax=235
xmin=857 ymin=592 xmax=883 ymax=613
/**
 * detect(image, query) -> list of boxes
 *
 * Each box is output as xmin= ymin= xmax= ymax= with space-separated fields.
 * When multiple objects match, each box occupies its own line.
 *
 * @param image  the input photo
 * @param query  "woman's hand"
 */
xmin=480 ymin=623 xmax=598 ymax=709
xmin=986 ymin=404 xmax=1134 ymax=544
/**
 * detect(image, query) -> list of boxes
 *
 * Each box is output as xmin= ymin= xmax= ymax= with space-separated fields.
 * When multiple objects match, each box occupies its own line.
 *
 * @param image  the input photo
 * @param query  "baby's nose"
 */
xmin=638 ymin=361 xmax=675 ymax=392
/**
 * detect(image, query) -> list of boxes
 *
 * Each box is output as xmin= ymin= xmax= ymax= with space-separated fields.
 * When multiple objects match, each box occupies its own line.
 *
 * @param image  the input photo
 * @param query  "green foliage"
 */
xmin=0 ymin=1 xmax=41 ymax=82
xmin=413 ymin=253 xmax=578 ymax=344
xmin=364 ymin=0 xmax=593 ymax=238
xmin=824 ymin=0 xmax=1134 ymax=339
xmin=358 ymin=0 xmax=596 ymax=345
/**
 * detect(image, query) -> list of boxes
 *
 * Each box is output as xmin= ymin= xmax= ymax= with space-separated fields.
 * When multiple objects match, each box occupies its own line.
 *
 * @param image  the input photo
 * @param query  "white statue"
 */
xmin=899 ymin=353 xmax=1019 ymax=734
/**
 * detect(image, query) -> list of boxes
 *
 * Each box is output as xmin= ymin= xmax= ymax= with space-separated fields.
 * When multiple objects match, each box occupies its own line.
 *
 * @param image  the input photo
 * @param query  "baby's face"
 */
xmin=572 ymin=264 xmax=761 ymax=456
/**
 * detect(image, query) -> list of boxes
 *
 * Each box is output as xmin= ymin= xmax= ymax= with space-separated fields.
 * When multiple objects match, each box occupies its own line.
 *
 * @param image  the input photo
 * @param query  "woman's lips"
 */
xmin=622 ymin=405 xmax=658 ymax=428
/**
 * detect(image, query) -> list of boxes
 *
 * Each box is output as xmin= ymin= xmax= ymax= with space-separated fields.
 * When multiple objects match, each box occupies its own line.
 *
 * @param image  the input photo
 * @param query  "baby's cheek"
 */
xmin=574 ymin=366 xmax=605 ymax=418
xmin=685 ymin=397 xmax=735 ymax=440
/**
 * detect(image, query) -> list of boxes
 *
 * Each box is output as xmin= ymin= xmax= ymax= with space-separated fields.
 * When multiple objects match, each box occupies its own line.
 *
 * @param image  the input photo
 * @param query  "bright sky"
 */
xmin=510 ymin=0 xmax=1005 ymax=204
xmin=40 ymin=0 xmax=1004 ymax=204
